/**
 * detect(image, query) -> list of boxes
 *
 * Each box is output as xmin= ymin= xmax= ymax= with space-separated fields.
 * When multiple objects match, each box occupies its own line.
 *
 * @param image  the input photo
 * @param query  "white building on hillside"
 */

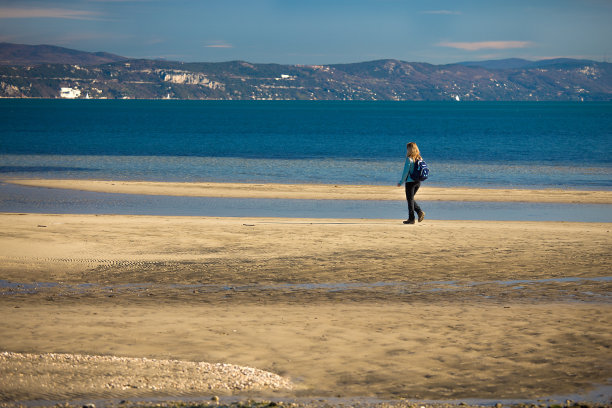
xmin=60 ymin=87 xmax=81 ymax=98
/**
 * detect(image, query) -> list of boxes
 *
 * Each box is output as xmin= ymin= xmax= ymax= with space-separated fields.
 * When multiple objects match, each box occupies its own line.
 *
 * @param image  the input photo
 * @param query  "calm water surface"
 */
xmin=1 ymin=100 xmax=610 ymax=188
xmin=1 ymin=100 xmax=611 ymax=219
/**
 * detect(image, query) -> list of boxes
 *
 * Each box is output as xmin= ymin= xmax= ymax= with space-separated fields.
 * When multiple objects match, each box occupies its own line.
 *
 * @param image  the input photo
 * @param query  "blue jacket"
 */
xmin=399 ymin=157 xmax=415 ymax=185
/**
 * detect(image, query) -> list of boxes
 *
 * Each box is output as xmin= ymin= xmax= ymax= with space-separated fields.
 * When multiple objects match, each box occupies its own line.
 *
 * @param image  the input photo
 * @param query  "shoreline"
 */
xmin=3 ymin=178 xmax=612 ymax=204
xmin=3 ymin=370 xmax=611 ymax=408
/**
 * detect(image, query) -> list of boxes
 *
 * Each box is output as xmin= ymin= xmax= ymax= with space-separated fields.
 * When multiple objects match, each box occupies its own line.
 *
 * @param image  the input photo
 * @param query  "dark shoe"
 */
xmin=418 ymin=211 xmax=425 ymax=222
xmin=403 ymin=219 xmax=415 ymax=224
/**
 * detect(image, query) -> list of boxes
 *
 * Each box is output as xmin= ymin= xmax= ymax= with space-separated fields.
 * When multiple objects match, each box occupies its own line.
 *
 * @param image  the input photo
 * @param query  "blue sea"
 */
xmin=1 ymin=100 xmax=611 ymax=220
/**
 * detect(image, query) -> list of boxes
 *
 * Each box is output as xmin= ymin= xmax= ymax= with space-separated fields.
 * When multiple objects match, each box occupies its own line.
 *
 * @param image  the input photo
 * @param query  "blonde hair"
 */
xmin=406 ymin=142 xmax=422 ymax=161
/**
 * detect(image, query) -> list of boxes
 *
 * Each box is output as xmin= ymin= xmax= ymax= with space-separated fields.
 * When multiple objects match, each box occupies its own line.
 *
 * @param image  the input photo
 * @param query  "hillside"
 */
xmin=0 ymin=43 xmax=610 ymax=101
xmin=0 ymin=43 xmax=126 ymax=66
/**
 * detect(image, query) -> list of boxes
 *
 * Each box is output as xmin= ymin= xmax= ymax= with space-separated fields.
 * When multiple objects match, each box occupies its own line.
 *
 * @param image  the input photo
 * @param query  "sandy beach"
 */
xmin=1 ymin=194 xmax=611 ymax=405
xmin=4 ymin=178 xmax=612 ymax=204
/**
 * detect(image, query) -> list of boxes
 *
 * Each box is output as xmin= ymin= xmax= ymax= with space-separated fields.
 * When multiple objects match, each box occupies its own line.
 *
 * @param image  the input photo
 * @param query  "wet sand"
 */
xmin=1 ymin=212 xmax=611 ymax=404
xmin=4 ymin=179 xmax=612 ymax=203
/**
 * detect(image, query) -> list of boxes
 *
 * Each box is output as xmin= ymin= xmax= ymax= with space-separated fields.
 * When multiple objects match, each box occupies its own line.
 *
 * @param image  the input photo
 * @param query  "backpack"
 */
xmin=410 ymin=159 xmax=429 ymax=181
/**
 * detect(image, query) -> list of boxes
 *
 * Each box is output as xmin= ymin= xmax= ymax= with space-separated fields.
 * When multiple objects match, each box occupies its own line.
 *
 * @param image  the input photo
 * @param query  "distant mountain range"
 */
xmin=1 ymin=42 xmax=610 ymax=101
xmin=0 ymin=42 xmax=126 ymax=66
xmin=456 ymin=57 xmax=600 ymax=70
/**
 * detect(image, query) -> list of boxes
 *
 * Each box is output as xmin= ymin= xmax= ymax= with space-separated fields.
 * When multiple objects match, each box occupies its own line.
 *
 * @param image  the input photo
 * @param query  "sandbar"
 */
xmin=1 ymin=213 xmax=611 ymax=403
xmin=4 ymin=178 xmax=612 ymax=203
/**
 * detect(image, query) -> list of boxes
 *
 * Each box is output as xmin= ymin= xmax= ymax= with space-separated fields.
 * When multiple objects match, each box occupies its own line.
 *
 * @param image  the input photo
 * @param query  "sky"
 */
xmin=0 ymin=0 xmax=611 ymax=65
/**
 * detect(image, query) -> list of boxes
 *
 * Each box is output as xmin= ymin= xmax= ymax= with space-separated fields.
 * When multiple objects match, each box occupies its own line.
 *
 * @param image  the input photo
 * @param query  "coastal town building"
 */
xmin=59 ymin=87 xmax=81 ymax=99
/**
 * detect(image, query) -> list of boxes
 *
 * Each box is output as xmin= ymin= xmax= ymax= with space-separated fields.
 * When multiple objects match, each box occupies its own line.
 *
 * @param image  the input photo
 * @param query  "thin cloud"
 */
xmin=0 ymin=7 xmax=101 ymax=20
xmin=204 ymin=43 xmax=233 ymax=49
xmin=438 ymin=41 xmax=533 ymax=51
xmin=421 ymin=10 xmax=461 ymax=15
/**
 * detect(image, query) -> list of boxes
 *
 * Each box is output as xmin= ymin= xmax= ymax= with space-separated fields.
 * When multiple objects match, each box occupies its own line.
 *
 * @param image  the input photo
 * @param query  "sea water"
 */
xmin=1 ymin=100 xmax=611 ymax=220
xmin=1 ymin=99 xmax=611 ymax=188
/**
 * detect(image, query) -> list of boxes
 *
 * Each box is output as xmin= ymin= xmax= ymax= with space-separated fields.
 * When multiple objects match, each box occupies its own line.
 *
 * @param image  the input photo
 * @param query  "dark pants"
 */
xmin=405 ymin=181 xmax=422 ymax=220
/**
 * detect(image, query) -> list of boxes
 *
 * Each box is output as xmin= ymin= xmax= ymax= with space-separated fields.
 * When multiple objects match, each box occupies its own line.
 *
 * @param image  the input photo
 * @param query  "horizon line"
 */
xmin=0 ymin=42 xmax=608 ymax=66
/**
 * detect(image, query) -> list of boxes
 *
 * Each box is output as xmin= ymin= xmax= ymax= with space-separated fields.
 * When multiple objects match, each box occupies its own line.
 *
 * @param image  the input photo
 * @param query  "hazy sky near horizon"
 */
xmin=0 ymin=0 xmax=611 ymax=65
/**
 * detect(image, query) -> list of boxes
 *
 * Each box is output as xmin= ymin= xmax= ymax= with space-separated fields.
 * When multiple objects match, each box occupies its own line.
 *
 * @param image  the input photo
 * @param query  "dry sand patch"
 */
xmin=4 ymin=179 xmax=612 ymax=203
xmin=0 ymin=214 xmax=610 ymax=288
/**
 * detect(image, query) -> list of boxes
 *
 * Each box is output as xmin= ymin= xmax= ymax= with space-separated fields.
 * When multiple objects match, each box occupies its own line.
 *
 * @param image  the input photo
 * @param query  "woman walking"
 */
xmin=397 ymin=142 xmax=425 ymax=224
